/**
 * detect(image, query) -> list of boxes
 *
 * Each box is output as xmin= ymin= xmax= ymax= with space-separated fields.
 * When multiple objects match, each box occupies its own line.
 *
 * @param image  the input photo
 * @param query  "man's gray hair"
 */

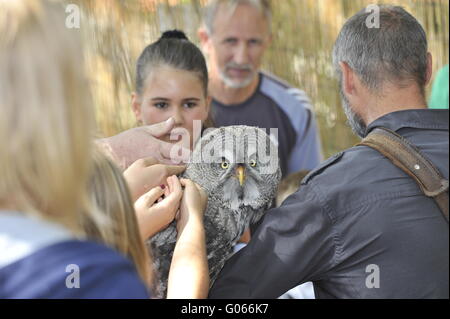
xmin=332 ymin=5 xmax=428 ymax=95
xmin=203 ymin=0 xmax=272 ymax=34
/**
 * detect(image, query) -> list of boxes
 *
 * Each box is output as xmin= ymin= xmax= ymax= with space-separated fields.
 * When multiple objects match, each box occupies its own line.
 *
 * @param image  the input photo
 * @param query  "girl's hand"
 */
xmin=135 ymin=175 xmax=183 ymax=240
xmin=168 ymin=178 xmax=209 ymax=299
xmin=124 ymin=157 xmax=185 ymax=201
xmin=176 ymin=179 xmax=207 ymax=234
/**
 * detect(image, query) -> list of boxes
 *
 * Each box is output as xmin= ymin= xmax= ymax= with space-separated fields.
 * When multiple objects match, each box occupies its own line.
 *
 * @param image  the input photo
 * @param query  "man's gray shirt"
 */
xmin=210 ymin=109 xmax=449 ymax=298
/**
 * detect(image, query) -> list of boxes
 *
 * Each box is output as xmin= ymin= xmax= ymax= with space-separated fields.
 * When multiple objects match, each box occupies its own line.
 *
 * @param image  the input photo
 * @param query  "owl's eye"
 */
xmin=249 ymin=159 xmax=257 ymax=167
xmin=221 ymin=161 xmax=229 ymax=169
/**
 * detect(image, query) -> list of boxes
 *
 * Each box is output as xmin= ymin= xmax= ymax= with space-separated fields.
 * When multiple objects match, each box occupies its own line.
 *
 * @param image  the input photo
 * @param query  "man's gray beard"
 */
xmin=219 ymin=69 xmax=255 ymax=89
xmin=340 ymin=87 xmax=367 ymax=138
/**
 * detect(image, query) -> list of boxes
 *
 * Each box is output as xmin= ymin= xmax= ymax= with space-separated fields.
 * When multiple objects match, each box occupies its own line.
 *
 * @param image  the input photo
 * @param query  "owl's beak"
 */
xmin=236 ymin=165 xmax=246 ymax=186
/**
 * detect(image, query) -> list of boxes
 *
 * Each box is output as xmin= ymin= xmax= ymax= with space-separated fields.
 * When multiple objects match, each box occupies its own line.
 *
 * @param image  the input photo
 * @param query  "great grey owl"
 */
xmin=148 ymin=125 xmax=281 ymax=297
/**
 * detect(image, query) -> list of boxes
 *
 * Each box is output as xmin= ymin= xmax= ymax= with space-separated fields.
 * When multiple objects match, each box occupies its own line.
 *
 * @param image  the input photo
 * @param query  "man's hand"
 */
xmin=124 ymin=157 xmax=185 ymax=202
xmin=97 ymin=118 xmax=191 ymax=170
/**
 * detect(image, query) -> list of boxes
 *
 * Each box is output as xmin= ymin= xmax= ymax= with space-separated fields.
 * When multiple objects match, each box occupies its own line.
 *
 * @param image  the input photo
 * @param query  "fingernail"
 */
xmin=160 ymin=184 xmax=166 ymax=189
xmin=166 ymin=117 xmax=174 ymax=124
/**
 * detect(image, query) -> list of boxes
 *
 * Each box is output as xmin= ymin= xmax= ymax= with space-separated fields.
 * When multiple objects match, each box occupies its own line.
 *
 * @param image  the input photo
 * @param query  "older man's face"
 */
xmin=206 ymin=4 xmax=271 ymax=89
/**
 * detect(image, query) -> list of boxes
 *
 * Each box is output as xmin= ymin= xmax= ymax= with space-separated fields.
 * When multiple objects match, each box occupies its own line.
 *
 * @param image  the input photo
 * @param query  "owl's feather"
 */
xmin=148 ymin=126 xmax=281 ymax=297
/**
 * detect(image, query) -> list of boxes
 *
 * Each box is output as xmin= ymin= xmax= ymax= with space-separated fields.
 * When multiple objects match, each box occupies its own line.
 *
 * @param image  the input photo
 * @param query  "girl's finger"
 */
xmin=179 ymin=178 xmax=191 ymax=188
xmin=195 ymin=183 xmax=205 ymax=194
xmin=138 ymin=186 xmax=165 ymax=206
xmin=154 ymin=191 xmax=181 ymax=215
xmin=166 ymin=175 xmax=180 ymax=198
xmin=180 ymin=178 xmax=200 ymax=194
xmin=170 ymin=175 xmax=182 ymax=195
xmin=166 ymin=175 xmax=178 ymax=196
xmin=166 ymin=175 xmax=174 ymax=195
xmin=164 ymin=182 xmax=170 ymax=197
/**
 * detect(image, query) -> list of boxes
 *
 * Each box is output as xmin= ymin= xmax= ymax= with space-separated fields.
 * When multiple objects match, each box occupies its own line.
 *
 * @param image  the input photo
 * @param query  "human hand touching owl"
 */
xmin=176 ymin=179 xmax=208 ymax=235
xmin=134 ymin=175 xmax=183 ymax=240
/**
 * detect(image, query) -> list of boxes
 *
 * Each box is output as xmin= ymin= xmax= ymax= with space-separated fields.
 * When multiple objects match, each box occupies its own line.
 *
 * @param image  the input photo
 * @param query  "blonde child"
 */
xmin=0 ymin=0 xmax=148 ymax=298
xmin=86 ymin=149 xmax=155 ymax=290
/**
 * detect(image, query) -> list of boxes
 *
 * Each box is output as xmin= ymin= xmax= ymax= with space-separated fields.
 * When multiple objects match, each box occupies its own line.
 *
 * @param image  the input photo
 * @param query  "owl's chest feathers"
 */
xmin=204 ymin=201 xmax=250 ymax=244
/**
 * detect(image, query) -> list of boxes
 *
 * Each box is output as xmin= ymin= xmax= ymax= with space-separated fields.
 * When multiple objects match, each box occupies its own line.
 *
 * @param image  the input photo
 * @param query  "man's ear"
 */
xmin=339 ymin=61 xmax=356 ymax=97
xmin=425 ymin=52 xmax=433 ymax=86
xmin=198 ymin=27 xmax=211 ymax=51
xmin=131 ymin=92 xmax=142 ymax=124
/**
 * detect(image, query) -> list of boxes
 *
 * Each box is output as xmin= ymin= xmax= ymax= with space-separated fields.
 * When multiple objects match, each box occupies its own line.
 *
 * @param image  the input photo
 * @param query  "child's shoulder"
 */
xmin=0 ymin=240 xmax=150 ymax=299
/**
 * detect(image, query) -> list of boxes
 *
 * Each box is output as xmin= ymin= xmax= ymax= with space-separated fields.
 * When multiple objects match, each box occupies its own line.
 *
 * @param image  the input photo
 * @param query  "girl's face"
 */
xmin=132 ymin=65 xmax=210 ymax=150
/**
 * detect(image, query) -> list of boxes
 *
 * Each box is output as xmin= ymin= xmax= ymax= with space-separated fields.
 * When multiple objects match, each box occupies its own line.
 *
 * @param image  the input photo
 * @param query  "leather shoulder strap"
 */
xmin=357 ymin=127 xmax=449 ymax=223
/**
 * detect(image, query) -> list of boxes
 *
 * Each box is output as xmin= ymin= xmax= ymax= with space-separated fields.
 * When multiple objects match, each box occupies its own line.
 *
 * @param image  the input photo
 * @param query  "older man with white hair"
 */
xmin=198 ymin=0 xmax=323 ymax=179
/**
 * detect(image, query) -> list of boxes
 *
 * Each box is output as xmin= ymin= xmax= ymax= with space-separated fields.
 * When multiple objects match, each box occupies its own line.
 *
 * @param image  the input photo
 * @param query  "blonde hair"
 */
xmin=87 ymin=148 xmax=154 ymax=290
xmin=0 ymin=0 xmax=100 ymax=234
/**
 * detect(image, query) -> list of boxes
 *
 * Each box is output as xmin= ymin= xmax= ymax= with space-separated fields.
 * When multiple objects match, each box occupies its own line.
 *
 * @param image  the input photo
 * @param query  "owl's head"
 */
xmin=185 ymin=126 xmax=281 ymax=212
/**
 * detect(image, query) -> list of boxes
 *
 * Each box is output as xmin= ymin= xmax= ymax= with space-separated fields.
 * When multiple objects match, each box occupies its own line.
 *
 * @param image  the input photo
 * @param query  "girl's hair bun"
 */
xmin=160 ymin=30 xmax=189 ymax=41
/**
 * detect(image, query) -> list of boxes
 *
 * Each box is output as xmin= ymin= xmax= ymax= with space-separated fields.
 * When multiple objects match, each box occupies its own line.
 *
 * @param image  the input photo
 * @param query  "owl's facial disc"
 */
xmin=219 ymin=162 xmax=263 ymax=211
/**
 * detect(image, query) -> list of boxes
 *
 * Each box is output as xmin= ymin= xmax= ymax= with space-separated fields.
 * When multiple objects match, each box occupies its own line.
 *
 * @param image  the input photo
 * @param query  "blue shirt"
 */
xmin=0 ymin=212 xmax=150 ymax=299
xmin=0 ymin=240 xmax=150 ymax=299
xmin=210 ymin=109 xmax=449 ymax=299
xmin=211 ymin=72 xmax=323 ymax=177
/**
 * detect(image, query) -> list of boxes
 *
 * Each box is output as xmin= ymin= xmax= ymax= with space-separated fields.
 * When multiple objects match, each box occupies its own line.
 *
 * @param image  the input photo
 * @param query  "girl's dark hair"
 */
xmin=135 ymin=30 xmax=208 ymax=96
